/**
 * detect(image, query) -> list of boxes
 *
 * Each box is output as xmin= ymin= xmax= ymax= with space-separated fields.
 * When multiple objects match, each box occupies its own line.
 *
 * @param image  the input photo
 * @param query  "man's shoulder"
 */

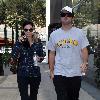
xmin=72 ymin=27 xmax=82 ymax=32
xmin=50 ymin=28 xmax=61 ymax=36
xmin=72 ymin=27 xmax=84 ymax=36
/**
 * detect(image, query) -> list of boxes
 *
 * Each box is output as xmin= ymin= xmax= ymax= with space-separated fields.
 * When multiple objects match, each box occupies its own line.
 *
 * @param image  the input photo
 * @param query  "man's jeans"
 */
xmin=17 ymin=75 xmax=41 ymax=100
xmin=53 ymin=75 xmax=81 ymax=100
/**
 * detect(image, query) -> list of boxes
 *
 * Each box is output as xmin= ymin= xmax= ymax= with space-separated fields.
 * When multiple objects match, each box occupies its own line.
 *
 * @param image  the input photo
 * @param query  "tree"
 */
xmin=0 ymin=0 xmax=46 ymax=43
xmin=0 ymin=0 xmax=6 ymax=24
xmin=73 ymin=0 xmax=99 ymax=28
xmin=0 ymin=0 xmax=46 ymax=28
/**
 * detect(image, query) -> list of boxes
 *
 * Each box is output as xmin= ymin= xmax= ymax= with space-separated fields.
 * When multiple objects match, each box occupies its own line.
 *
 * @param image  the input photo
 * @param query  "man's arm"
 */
xmin=81 ymin=47 xmax=88 ymax=63
xmin=81 ymin=47 xmax=89 ymax=74
xmin=49 ymin=50 xmax=55 ymax=79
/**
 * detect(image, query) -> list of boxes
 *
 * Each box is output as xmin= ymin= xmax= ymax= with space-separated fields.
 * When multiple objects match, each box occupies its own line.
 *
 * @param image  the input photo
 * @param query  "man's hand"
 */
xmin=80 ymin=62 xmax=88 ymax=75
xmin=50 ymin=71 xmax=54 ymax=80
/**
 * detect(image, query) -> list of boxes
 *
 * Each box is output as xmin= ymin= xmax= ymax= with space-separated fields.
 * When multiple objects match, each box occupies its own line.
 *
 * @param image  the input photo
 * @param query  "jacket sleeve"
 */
xmin=36 ymin=42 xmax=44 ymax=57
xmin=11 ymin=41 xmax=21 ymax=61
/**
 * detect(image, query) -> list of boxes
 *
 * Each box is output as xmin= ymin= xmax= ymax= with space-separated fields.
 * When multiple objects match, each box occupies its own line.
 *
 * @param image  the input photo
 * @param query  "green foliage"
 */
xmin=94 ymin=39 xmax=100 ymax=87
xmin=0 ymin=0 xmax=6 ymax=23
xmin=94 ymin=69 xmax=100 ymax=88
xmin=0 ymin=0 xmax=46 ymax=27
xmin=94 ymin=57 xmax=100 ymax=68
xmin=2 ymin=49 xmax=11 ymax=66
xmin=73 ymin=0 xmax=99 ymax=28
xmin=86 ymin=29 xmax=95 ymax=54
xmin=32 ymin=0 xmax=46 ymax=27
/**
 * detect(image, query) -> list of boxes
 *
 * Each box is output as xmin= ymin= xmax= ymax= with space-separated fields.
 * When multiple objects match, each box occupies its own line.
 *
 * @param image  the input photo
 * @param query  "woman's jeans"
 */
xmin=53 ymin=75 xmax=81 ymax=100
xmin=17 ymin=75 xmax=41 ymax=100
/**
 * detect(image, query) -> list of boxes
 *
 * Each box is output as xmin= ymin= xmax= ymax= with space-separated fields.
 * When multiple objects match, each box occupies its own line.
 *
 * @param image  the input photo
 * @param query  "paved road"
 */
xmin=0 ymin=63 xmax=95 ymax=100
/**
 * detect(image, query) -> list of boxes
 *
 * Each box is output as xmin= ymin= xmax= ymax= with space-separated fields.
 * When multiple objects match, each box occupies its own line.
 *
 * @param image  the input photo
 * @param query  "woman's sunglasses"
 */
xmin=24 ymin=28 xmax=33 ymax=32
xmin=60 ymin=12 xmax=74 ymax=17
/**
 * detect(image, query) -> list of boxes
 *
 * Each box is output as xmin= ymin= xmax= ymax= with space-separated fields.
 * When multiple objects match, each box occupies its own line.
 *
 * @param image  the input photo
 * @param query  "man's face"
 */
xmin=60 ymin=10 xmax=73 ymax=25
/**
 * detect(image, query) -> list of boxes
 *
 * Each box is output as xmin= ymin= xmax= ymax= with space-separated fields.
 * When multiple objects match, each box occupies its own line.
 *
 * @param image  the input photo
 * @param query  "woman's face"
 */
xmin=23 ymin=24 xmax=34 ymax=38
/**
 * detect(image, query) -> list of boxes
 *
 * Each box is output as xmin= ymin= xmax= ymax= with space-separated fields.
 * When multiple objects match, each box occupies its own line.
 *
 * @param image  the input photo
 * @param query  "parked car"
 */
xmin=0 ymin=47 xmax=12 ymax=54
xmin=43 ymin=46 xmax=46 ymax=57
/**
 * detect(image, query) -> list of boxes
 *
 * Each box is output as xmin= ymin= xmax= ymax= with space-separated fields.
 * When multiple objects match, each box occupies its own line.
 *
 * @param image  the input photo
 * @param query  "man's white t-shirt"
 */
xmin=48 ymin=27 xmax=89 ymax=77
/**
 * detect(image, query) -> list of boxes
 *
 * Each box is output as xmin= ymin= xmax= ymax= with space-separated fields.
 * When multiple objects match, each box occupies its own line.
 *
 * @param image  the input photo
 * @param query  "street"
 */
xmin=0 ymin=63 xmax=95 ymax=100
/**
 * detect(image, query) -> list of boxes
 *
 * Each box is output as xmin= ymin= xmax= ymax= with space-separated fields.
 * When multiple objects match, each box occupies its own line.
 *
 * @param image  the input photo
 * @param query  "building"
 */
xmin=50 ymin=0 xmax=72 ymax=24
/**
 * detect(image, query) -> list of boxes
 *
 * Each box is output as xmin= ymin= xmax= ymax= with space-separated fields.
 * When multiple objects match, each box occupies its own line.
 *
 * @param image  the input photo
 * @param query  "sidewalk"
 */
xmin=0 ymin=63 xmax=96 ymax=100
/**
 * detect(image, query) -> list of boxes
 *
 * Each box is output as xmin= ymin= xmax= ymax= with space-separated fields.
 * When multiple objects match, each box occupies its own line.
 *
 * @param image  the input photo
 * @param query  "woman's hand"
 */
xmin=9 ymin=58 xmax=15 ymax=65
xmin=37 ymin=56 xmax=44 ymax=63
xmin=18 ymin=35 xmax=27 ymax=43
xmin=9 ymin=58 xmax=18 ymax=65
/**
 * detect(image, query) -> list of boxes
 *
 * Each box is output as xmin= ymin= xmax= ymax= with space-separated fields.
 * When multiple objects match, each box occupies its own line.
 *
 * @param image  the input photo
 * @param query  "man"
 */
xmin=48 ymin=6 xmax=89 ymax=100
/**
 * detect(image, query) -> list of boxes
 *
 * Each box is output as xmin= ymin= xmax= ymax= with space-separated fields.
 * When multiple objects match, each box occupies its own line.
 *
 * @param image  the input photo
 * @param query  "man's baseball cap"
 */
xmin=61 ymin=6 xmax=73 ymax=13
xmin=60 ymin=6 xmax=74 ymax=17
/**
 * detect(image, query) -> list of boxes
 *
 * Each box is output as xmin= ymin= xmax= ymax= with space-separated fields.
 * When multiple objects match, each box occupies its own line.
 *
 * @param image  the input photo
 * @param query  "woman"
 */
xmin=10 ymin=20 xmax=44 ymax=100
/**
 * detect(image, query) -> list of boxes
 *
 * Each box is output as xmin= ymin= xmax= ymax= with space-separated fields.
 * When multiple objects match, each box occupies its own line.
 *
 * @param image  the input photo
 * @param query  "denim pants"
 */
xmin=17 ymin=75 xmax=41 ymax=100
xmin=53 ymin=75 xmax=81 ymax=100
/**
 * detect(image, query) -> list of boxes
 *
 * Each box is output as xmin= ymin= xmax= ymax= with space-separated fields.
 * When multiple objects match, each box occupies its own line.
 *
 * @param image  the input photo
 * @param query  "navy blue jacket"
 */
xmin=11 ymin=40 xmax=44 ymax=77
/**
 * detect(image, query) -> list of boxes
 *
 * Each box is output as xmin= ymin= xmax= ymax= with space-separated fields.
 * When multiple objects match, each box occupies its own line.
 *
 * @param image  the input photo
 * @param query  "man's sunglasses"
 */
xmin=60 ymin=12 xmax=74 ymax=17
xmin=24 ymin=28 xmax=33 ymax=32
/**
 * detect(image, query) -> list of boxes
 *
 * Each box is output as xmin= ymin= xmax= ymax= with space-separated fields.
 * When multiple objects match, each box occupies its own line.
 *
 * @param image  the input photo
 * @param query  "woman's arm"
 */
xmin=10 ymin=41 xmax=21 ymax=65
xmin=36 ymin=42 xmax=44 ymax=62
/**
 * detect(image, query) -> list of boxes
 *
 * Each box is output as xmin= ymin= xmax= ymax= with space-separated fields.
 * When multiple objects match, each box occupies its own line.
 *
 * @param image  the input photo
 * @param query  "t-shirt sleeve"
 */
xmin=48 ymin=34 xmax=56 ymax=51
xmin=80 ymin=30 xmax=89 ymax=49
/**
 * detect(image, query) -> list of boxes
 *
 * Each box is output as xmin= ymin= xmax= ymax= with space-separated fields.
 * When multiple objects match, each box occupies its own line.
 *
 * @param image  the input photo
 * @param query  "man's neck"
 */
xmin=61 ymin=24 xmax=73 ymax=31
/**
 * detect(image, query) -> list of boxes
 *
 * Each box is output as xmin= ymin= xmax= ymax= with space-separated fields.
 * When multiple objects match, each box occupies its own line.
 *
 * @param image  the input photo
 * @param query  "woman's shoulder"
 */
xmin=13 ymin=41 xmax=22 ymax=47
